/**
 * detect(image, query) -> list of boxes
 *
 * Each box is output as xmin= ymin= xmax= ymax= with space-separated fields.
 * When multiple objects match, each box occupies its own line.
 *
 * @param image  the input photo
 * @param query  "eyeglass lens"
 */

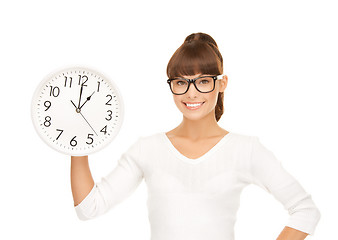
xmin=170 ymin=77 xmax=214 ymax=94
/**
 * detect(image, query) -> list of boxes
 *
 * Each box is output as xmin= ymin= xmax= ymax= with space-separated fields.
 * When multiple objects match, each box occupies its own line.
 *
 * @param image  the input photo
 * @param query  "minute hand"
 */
xmin=77 ymin=83 xmax=84 ymax=109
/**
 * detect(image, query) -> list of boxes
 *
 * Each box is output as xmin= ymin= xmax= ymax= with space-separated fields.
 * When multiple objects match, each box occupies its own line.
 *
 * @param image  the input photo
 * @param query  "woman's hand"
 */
xmin=276 ymin=226 xmax=309 ymax=240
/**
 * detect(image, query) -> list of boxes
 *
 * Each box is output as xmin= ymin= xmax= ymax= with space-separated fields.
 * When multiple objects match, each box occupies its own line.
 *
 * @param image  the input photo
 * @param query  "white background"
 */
xmin=1 ymin=0 xmax=336 ymax=239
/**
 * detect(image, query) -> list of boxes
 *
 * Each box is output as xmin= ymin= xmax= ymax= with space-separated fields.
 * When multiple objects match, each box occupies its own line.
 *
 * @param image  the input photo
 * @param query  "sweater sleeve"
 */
xmin=249 ymin=136 xmax=321 ymax=235
xmin=74 ymin=137 xmax=144 ymax=220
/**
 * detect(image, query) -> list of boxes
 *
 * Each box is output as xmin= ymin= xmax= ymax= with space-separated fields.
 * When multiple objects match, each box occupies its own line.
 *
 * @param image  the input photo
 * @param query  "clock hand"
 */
xmin=71 ymin=100 xmax=77 ymax=109
xmin=79 ymin=91 xmax=95 ymax=110
xmin=70 ymin=100 xmax=97 ymax=135
xmin=79 ymin=112 xmax=98 ymax=136
xmin=77 ymin=83 xmax=84 ymax=109
xmin=70 ymin=100 xmax=80 ymax=113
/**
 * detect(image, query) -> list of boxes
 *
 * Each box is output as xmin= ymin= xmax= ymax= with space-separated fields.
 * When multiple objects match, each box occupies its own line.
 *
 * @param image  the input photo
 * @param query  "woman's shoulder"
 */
xmin=227 ymin=131 xmax=257 ymax=143
xmin=138 ymin=131 xmax=165 ymax=144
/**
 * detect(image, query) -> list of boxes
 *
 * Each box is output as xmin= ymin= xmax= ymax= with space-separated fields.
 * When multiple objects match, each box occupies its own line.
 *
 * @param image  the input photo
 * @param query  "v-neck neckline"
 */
xmin=160 ymin=131 xmax=233 ymax=164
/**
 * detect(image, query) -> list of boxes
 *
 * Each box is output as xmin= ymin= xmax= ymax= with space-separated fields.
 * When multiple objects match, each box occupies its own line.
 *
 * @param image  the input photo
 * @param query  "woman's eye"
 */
xmin=177 ymin=81 xmax=187 ymax=85
xmin=198 ymin=79 xmax=210 ymax=84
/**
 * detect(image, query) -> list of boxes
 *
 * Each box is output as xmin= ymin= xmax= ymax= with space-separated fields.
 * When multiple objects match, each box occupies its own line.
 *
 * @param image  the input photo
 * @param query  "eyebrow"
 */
xmin=175 ymin=74 xmax=211 ymax=79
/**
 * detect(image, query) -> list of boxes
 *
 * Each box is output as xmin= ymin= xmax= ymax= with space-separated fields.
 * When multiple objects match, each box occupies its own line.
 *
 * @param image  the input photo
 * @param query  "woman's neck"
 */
xmin=171 ymin=113 xmax=227 ymax=141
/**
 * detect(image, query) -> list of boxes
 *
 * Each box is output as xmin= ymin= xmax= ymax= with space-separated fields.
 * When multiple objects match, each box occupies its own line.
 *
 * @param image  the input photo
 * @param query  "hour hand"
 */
xmin=79 ymin=91 xmax=95 ymax=110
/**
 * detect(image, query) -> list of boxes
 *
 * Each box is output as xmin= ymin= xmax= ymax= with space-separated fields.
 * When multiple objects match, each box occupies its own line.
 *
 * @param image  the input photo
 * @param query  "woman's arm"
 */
xmin=249 ymin=136 xmax=321 ymax=235
xmin=70 ymin=156 xmax=95 ymax=206
xmin=72 ymin=137 xmax=144 ymax=220
xmin=277 ymin=226 xmax=309 ymax=240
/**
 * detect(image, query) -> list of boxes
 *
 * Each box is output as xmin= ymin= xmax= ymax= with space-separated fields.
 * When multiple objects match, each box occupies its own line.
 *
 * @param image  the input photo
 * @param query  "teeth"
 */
xmin=186 ymin=103 xmax=202 ymax=107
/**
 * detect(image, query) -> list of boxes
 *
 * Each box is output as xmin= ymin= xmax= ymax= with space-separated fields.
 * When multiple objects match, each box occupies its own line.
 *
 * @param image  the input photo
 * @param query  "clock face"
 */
xmin=31 ymin=66 xmax=124 ymax=156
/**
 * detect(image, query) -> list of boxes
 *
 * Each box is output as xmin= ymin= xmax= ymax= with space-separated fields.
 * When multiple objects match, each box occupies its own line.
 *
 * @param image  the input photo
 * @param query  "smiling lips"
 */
xmin=183 ymin=101 xmax=205 ymax=110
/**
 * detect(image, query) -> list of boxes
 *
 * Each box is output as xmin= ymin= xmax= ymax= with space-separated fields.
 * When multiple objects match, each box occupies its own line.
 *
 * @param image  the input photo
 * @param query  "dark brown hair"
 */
xmin=166 ymin=32 xmax=224 ymax=122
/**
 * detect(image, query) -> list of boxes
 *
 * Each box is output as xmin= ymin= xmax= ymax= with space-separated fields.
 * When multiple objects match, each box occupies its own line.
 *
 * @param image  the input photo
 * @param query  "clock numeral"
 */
xmin=64 ymin=76 xmax=73 ymax=88
xmin=49 ymin=86 xmax=60 ymax=97
xmin=78 ymin=75 xmax=88 ymax=86
xmin=56 ymin=129 xmax=63 ymax=140
xmin=100 ymin=125 xmax=107 ymax=135
xmin=105 ymin=110 xmax=113 ymax=121
xmin=70 ymin=136 xmax=77 ymax=147
xmin=106 ymin=94 xmax=112 ymax=105
xmin=97 ymin=81 xmax=100 ymax=92
xmin=44 ymin=116 xmax=51 ymax=127
xmin=44 ymin=101 xmax=51 ymax=111
xmin=86 ymin=134 xmax=94 ymax=144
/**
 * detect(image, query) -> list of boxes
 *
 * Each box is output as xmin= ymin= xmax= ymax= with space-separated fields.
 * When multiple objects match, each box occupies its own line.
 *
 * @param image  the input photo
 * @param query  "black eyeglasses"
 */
xmin=167 ymin=75 xmax=223 ymax=95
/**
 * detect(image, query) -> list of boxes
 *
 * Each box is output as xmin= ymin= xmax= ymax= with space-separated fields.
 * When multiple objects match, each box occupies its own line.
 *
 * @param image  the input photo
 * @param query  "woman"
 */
xmin=71 ymin=33 xmax=321 ymax=240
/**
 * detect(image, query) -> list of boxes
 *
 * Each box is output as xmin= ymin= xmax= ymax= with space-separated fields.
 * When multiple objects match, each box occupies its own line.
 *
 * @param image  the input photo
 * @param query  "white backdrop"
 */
xmin=1 ymin=0 xmax=336 ymax=239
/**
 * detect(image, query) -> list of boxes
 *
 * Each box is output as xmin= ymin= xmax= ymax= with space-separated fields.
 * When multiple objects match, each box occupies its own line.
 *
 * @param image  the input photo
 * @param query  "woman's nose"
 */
xmin=185 ymin=82 xmax=199 ymax=97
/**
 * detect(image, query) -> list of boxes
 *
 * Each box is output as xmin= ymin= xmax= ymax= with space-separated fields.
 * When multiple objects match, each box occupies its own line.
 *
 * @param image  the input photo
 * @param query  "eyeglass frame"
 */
xmin=167 ymin=74 xmax=224 ymax=95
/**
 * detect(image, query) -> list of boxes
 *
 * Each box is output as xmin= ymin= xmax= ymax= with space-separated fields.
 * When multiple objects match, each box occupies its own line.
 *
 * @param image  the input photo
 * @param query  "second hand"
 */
xmin=79 ymin=112 xmax=98 ymax=136
xmin=70 ymin=100 xmax=98 ymax=136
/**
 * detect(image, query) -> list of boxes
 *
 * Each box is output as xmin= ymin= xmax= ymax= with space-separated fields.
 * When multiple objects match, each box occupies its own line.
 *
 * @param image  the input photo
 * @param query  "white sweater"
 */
xmin=74 ymin=132 xmax=321 ymax=240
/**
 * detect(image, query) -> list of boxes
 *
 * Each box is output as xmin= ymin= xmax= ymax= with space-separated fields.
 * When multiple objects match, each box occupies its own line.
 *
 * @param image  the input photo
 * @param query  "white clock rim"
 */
xmin=31 ymin=65 xmax=125 ymax=156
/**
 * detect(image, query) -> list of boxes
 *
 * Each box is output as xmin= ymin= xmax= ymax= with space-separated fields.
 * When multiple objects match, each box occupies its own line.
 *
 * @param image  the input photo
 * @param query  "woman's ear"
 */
xmin=219 ymin=75 xmax=228 ymax=93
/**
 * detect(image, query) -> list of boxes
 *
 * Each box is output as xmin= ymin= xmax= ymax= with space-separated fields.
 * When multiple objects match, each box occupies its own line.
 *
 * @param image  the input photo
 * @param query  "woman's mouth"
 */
xmin=183 ymin=101 xmax=205 ymax=110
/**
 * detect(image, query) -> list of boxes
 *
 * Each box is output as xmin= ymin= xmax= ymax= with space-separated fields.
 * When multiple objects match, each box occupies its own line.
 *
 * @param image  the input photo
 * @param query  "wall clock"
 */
xmin=31 ymin=66 xmax=124 ymax=156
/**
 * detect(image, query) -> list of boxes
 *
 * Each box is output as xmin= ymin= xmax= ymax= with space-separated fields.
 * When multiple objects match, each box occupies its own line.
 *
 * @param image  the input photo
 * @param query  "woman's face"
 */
xmin=172 ymin=73 xmax=228 ymax=121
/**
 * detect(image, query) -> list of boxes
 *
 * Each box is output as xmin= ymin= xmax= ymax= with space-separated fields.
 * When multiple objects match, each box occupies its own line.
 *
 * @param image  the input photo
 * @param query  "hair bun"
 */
xmin=184 ymin=32 xmax=218 ymax=48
